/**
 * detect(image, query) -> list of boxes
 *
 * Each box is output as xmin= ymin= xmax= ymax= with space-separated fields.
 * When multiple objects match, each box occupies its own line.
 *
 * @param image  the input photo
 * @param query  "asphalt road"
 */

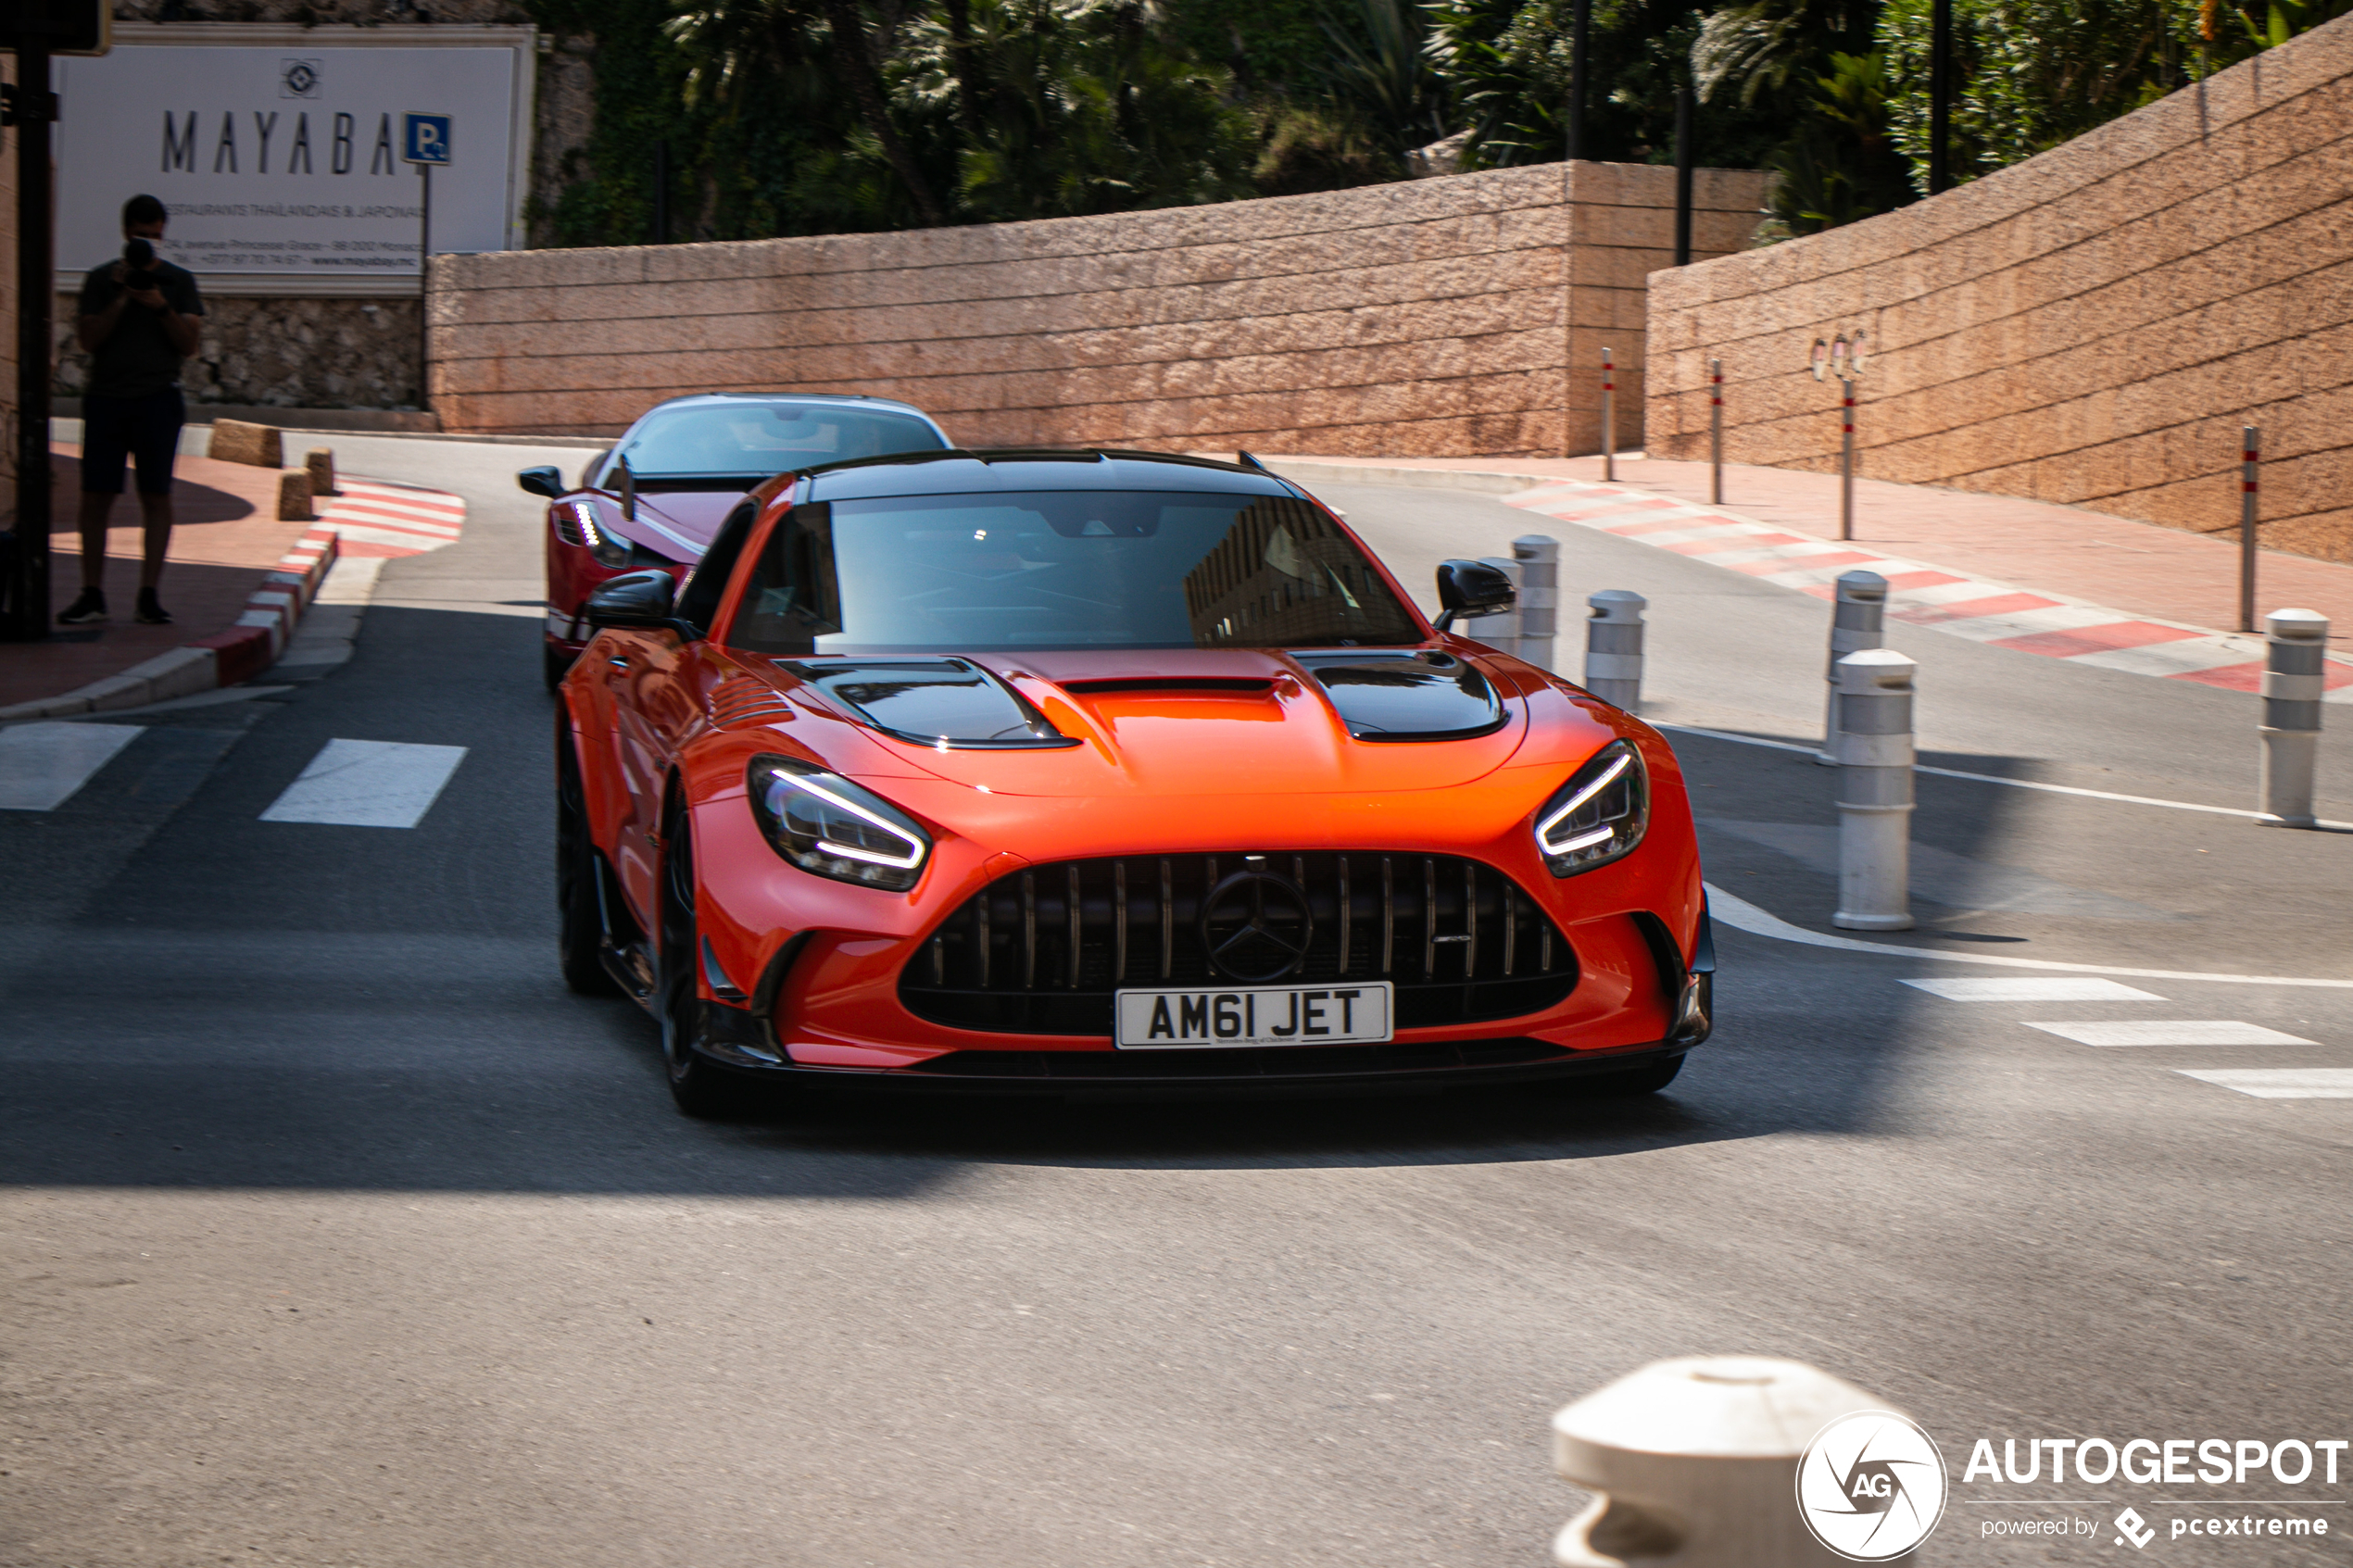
xmin=4 ymin=447 xmax=2349 ymax=1567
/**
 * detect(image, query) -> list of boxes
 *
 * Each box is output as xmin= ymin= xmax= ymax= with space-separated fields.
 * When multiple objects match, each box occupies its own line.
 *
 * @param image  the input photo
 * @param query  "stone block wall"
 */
xmin=53 ymin=295 xmax=424 ymax=411
xmin=430 ymin=162 xmax=1770 ymax=455
xmin=1646 ymin=13 xmax=2353 ymax=562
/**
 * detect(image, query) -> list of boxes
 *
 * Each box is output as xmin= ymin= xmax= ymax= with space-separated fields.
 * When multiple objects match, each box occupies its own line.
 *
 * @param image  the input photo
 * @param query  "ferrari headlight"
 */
xmin=747 ymin=754 xmax=931 ymax=892
xmin=559 ymin=501 xmax=635 ymax=569
xmin=1534 ymin=739 xmax=1649 ymax=877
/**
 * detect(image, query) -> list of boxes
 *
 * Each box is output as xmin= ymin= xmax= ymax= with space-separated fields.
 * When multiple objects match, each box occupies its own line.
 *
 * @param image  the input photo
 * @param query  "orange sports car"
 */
xmin=556 ymin=449 xmax=1713 ymax=1115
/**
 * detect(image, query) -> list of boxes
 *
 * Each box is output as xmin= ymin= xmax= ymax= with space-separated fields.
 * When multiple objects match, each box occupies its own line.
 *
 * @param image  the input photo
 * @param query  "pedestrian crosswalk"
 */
xmin=0 ymin=722 xmax=464 ymax=830
xmin=2176 ymin=1070 xmax=2353 ymax=1098
xmin=1900 ymin=976 xmax=2162 ymax=1002
xmin=2022 ymin=1020 xmax=2316 ymax=1047
xmin=0 ymin=721 xmax=143 ymax=811
xmin=259 ymin=739 xmax=467 ymax=828
xmin=1906 ymin=977 xmax=2350 ymax=1099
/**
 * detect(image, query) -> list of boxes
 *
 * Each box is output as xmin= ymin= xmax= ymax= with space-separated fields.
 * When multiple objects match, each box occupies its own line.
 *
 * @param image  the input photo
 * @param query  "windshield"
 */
xmin=726 ymin=489 xmax=1425 ymax=652
xmin=609 ymin=402 xmax=945 ymax=478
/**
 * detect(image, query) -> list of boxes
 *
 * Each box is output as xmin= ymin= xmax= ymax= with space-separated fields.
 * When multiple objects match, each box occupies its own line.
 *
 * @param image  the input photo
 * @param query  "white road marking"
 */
xmin=0 ymin=721 xmax=144 ymax=811
xmin=1901 ymin=977 xmax=2165 ymax=1001
xmin=260 ymin=739 xmax=467 ymax=828
xmin=2176 ymin=1069 xmax=2353 ymax=1098
xmin=1705 ymin=883 xmax=2353 ymax=989
xmin=2025 ymin=1020 xmax=2318 ymax=1047
xmin=1658 ymin=721 xmax=2353 ymax=830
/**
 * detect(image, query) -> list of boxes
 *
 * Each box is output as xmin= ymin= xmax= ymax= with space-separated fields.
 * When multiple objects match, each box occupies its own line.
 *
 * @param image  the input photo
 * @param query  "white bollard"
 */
xmin=1552 ymin=1355 xmax=1895 ymax=1568
xmin=1460 ymin=556 xmax=1523 ymax=659
xmin=2259 ymin=608 xmax=2328 ymax=828
xmin=1514 ymin=534 xmax=1562 ymax=672
xmin=1584 ymin=590 xmax=1646 ymax=710
xmin=1832 ymin=648 xmax=1914 ymax=931
xmin=1816 ymin=569 xmax=1887 ymax=765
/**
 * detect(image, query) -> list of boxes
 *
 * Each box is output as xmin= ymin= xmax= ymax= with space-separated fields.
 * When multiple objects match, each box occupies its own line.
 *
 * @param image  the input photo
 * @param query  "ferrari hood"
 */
xmin=779 ymin=648 xmax=1535 ymax=797
xmin=592 ymin=488 xmax=749 ymax=558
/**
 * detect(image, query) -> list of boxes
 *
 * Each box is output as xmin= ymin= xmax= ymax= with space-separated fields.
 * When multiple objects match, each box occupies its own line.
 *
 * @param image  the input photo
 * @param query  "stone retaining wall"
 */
xmin=430 ymin=162 xmax=1770 ymax=456
xmin=1645 ymin=13 xmax=2353 ymax=562
xmin=52 ymin=296 xmax=423 ymax=412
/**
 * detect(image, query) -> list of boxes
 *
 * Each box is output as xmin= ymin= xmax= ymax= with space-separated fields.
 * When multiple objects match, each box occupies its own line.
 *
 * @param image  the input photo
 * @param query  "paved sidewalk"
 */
xmin=2 ymin=444 xmax=471 ymax=718
xmin=1255 ymin=453 xmax=2353 ymax=654
xmin=0 ymin=447 xmax=313 ymax=712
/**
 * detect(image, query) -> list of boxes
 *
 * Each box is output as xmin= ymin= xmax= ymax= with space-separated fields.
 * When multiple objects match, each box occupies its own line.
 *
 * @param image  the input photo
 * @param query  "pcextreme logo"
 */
xmin=1798 ymin=1411 xmax=1951 ymax=1561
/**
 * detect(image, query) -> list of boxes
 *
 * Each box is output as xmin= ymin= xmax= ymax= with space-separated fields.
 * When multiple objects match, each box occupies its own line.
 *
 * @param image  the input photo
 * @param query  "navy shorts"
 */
xmin=81 ymin=386 xmax=185 ymax=497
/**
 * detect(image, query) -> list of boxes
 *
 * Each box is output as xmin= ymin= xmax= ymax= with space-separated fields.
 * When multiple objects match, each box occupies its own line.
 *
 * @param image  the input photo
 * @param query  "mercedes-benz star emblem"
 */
xmin=1200 ymin=870 xmax=1315 ymax=983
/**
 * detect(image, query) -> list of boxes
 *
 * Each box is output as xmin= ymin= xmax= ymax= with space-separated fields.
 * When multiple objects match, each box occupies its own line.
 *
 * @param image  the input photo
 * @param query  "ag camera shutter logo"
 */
xmin=1796 ymin=1411 xmax=1949 ymax=1561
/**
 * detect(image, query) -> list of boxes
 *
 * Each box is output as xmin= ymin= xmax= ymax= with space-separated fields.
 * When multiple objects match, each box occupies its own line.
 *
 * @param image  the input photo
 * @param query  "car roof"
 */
xmin=803 ymin=449 xmax=1294 ymax=501
xmin=638 ymin=392 xmax=939 ymax=420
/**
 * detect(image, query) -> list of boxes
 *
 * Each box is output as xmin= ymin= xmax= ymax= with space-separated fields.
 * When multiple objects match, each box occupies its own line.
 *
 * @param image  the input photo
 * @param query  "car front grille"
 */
xmin=899 ymin=852 xmax=1578 ymax=1036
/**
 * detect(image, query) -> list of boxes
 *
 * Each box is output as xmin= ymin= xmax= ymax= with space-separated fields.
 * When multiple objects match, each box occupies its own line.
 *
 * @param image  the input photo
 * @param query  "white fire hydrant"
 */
xmin=1552 ymin=1356 xmax=1903 ymax=1567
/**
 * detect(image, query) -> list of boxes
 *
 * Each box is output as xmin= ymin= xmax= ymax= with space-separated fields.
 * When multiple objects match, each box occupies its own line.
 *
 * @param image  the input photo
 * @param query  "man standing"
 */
xmin=60 ymin=194 xmax=205 ymax=626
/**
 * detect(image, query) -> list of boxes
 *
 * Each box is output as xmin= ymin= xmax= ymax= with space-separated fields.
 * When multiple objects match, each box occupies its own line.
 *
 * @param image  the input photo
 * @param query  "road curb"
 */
xmin=0 ymin=522 xmax=342 ymax=722
xmin=1255 ymin=458 xmax=1545 ymax=496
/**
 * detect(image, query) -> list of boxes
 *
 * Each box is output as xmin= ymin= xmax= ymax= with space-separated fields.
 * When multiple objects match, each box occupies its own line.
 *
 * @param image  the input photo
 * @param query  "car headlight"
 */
xmin=747 ymin=754 xmax=931 ymax=892
xmin=1534 ymin=739 xmax=1649 ymax=876
xmin=558 ymin=501 xmax=635 ymax=569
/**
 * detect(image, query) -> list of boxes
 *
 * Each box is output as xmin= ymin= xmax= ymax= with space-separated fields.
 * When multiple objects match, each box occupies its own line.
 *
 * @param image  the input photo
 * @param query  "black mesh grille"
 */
xmin=899 ymin=852 xmax=1578 ymax=1036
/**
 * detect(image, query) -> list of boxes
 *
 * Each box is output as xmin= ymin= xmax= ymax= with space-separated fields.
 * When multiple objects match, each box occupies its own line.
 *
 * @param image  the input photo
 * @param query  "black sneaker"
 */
xmin=135 ymin=588 xmax=172 ymax=626
xmin=57 ymin=588 xmax=107 ymax=625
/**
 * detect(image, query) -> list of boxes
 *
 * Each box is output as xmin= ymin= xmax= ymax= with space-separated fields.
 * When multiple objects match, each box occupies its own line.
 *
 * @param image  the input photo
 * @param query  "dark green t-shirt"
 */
xmin=78 ymin=257 xmax=204 ymax=400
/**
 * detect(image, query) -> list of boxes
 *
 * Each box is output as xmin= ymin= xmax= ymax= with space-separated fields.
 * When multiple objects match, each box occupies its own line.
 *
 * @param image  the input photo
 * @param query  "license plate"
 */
xmin=1114 ymin=982 xmax=1393 ymax=1048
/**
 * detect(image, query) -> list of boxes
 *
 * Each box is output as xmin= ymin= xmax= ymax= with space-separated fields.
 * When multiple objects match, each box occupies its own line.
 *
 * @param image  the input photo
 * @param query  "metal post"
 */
xmin=1601 ymin=346 xmax=1616 ymax=481
xmin=653 ymin=137 xmax=671 ymax=245
xmin=1513 ymin=534 xmax=1561 ymax=672
xmin=417 ymin=162 xmax=433 ymax=410
xmin=1831 ymin=648 xmax=1914 ymax=931
xmin=1673 ymin=85 xmax=1694 ymax=269
xmin=1839 ymin=376 xmax=1856 ymax=542
xmin=2239 ymin=425 xmax=2259 ymax=633
xmin=6 ymin=37 xmax=57 ymax=640
xmin=1583 ymin=590 xmax=1645 ymax=710
xmin=1708 ymin=358 xmax=1723 ymax=505
xmin=2258 ymin=608 xmax=2327 ymax=828
xmin=1817 ymin=569 xmax=1887 ymax=765
xmin=1462 ymin=556 xmax=1524 ymax=660
xmin=1553 ymin=1356 xmax=1895 ymax=1568
xmin=1929 ymin=0 xmax=1954 ymax=194
xmin=1567 ymin=0 xmax=1589 ymax=161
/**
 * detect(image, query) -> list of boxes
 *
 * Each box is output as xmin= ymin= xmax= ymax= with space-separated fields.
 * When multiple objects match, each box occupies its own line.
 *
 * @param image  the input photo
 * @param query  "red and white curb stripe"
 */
xmin=316 ymin=478 xmax=467 ymax=558
xmin=1506 ymin=480 xmax=2353 ymax=702
xmin=0 ymin=521 xmax=343 ymax=721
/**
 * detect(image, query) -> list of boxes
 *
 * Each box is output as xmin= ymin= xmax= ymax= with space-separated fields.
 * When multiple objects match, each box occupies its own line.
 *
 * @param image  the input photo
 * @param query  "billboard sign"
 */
xmin=52 ymin=32 xmax=532 ymax=292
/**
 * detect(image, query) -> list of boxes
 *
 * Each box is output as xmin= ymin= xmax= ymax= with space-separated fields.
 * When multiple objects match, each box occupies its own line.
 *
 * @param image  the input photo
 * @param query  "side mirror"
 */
xmin=1432 ymin=558 xmax=1516 ymax=632
xmin=517 ymin=466 xmax=565 ymax=500
xmin=584 ymin=569 xmax=679 ymax=630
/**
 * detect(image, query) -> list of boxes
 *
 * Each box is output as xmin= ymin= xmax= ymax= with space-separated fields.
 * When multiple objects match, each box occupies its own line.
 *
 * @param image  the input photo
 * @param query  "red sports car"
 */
xmin=522 ymin=393 xmax=950 ymax=688
xmin=556 ymin=449 xmax=1713 ymax=1115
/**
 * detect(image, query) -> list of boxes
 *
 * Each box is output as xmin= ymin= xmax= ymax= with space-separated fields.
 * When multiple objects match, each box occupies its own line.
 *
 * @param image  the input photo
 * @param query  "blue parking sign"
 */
xmin=402 ymin=113 xmax=452 ymax=166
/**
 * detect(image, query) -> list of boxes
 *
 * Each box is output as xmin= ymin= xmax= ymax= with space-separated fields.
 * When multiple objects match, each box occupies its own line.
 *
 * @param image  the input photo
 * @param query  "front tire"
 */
xmin=656 ymin=792 xmax=757 ymax=1119
xmin=544 ymin=642 xmax=575 ymax=692
xmin=556 ymin=715 xmax=621 ymax=997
